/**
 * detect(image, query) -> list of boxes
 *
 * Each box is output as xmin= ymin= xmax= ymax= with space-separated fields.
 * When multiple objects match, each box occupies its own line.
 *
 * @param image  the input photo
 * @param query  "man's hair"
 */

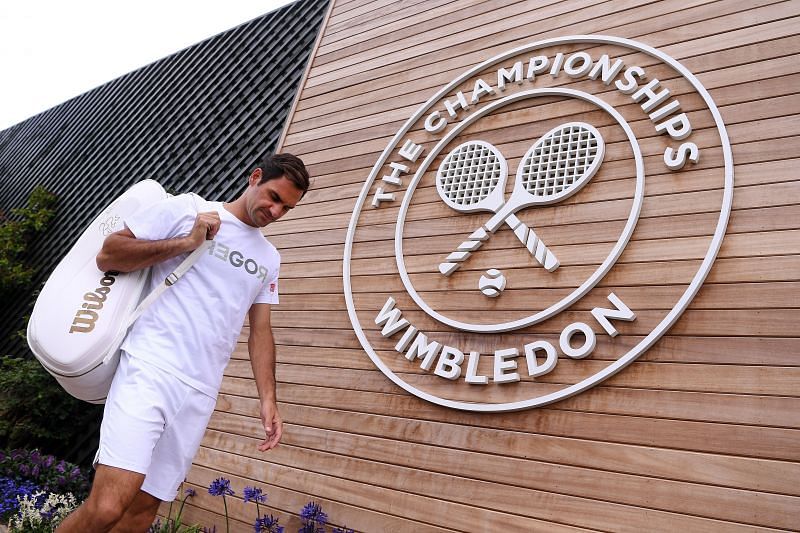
xmin=256 ymin=153 xmax=310 ymax=197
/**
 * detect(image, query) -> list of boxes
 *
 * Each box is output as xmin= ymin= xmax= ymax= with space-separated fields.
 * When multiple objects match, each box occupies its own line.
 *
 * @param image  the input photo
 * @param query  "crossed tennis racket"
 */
xmin=436 ymin=122 xmax=605 ymax=276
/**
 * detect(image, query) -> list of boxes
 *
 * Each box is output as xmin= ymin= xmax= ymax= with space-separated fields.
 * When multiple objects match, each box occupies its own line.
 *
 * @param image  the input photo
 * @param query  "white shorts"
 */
xmin=96 ymin=351 xmax=216 ymax=501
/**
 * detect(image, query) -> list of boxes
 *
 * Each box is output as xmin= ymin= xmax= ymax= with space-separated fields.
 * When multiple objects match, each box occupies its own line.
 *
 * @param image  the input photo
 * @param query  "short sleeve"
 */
xmin=253 ymin=263 xmax=279 ymax=305
xmin=125 ymin=194 xmax=197 ymax=241
xmin=253 ymin=243 xmax=281 ymax=304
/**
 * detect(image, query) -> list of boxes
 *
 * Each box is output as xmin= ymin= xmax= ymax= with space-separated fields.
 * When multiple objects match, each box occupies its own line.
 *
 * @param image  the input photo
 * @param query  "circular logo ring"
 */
xmin=395 ymin=88 xmax=645 ymax=332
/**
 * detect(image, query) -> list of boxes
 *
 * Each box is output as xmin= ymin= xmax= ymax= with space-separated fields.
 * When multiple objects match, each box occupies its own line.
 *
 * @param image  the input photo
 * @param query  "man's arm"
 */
xmin=248 ymin=303 xmax=283 ymax=452
xmin=96 ymin=211 xmax=220 ymax=272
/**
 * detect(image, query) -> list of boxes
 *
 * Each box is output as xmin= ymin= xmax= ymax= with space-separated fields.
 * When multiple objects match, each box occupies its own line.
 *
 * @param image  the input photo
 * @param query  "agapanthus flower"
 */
xmin=300 ymin=501 xmax=327 ymax=525
xmin=254 ymin=514 xmax=284 ymax=533
xmin=184 ymin=487 xmax=197 ymax=498
xmin=243 ymin=486 xmax=267 ymax=504
xmin=208 ymin=477 xmax=234 ymax=497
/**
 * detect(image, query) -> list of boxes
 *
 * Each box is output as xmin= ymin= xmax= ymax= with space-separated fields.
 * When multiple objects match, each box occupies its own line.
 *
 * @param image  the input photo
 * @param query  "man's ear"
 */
xmin=249 ymin=167 xmax=263 ymax=186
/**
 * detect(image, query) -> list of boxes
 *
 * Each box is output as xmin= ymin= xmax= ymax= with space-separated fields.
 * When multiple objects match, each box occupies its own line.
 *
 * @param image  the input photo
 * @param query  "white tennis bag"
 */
xmin=27 ymin=180 xmax=209 ymax=404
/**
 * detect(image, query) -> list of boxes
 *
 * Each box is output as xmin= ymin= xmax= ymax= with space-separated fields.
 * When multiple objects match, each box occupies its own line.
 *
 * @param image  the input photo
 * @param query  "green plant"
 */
xmin=148 ymin=486 xmax=202 ymax=533
xmin=0 ymin=186 xmax=57 ymax=294
xmin=0 ymin=357 xmax=103 ymax=454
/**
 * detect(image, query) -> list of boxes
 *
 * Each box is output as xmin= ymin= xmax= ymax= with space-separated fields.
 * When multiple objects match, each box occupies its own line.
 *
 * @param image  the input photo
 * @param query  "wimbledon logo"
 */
xmin=344 ymin=35 xmax=733 ymax=412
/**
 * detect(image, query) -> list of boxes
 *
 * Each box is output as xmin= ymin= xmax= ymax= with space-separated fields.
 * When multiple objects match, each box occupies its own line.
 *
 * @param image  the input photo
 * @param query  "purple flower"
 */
xmin=55 ymin=461 xmax=66 ymax=474
xmin=43 ymin=455 xmax=55 ymax=468
xmin=19 ymin=464 xmax=30 ymax=477
xmin=0 ymin=477 xmax=39 ymax=516
xmin=243 ymin=486 xmax=267 ymax=504
xmin=30 ymin=450 xmax=41 ymax=464
xmin=184 ymin=487 xmax=197 ymax=498
xmin=254 ymin=514 xmax=284 ymax=533
xmin=300 ymin=501 xmax=327 ymax=526
xmin=208 ymin=477 xmax=234 ymax=497
xmin=31 ymin=465 xmax=40 ymax=478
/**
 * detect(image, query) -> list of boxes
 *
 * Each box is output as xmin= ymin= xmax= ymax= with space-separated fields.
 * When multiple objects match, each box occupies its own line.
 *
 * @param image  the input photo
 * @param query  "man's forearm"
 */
xmin=96 ymin=232 xmax=195 ymax=273
xmin=248 ymin=334 xmax=277 ymax=405
xmin=97 ymin=211 xmax=219 ymax=273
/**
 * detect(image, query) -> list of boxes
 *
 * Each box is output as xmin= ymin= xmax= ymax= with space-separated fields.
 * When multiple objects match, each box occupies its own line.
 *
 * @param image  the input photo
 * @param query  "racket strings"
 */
xmin=520 ymin=125 xmax=599 ymax=197
xmin=438 ymin=143 xmax=503 ymax=207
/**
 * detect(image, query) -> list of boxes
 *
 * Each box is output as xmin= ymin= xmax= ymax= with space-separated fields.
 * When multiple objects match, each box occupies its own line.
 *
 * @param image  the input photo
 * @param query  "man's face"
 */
xmin=245 ymin=174 xmax=303 ymax=228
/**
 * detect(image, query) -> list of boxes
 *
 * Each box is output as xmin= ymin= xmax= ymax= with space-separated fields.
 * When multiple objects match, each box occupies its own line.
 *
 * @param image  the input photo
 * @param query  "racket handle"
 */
xmin=439 ymin=226 xmax=491 ymax=275
xmin=506 ymin=214 xmax=560 ymax=272
xmin=438 ymin=214 xmax=559 ymax=276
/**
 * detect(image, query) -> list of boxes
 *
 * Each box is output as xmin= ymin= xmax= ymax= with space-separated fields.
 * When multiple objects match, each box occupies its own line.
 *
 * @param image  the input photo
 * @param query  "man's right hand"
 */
xmin=186 ymin=211 xmax=221 ymax=249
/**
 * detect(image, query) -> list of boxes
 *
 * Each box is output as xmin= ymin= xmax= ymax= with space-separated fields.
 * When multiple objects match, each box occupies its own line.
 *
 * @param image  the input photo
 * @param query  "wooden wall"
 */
xmin=179 ymin=0 xmax=800 ymax=531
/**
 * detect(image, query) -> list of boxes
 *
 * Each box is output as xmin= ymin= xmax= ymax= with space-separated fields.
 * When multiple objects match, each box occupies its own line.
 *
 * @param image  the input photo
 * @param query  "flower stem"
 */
xmin=223 ymin=494 xmax=229 ymax=533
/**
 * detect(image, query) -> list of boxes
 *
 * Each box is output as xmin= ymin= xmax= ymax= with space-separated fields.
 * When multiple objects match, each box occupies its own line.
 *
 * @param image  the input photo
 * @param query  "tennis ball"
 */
xmin=479 ymin=268 xmax=506 ymax=298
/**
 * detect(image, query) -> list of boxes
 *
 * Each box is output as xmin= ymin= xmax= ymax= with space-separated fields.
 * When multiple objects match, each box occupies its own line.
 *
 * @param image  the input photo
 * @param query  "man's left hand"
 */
xmin=259 ymin=400 xmax=283 ymax=452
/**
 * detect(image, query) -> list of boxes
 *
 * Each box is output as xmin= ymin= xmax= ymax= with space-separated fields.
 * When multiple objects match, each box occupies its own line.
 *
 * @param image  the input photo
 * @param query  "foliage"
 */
xmin=0 ymin=357 xmax=103 ymax=454
xmin=0 ymin=187 xmax=101 ymax=465
xmin=147 ymin=486 xmax=202 ymax=533
xmin=7 ymin=491 xmax=78 ymax=532
xmin=0 ymin=186 xmax=57 ymax=294
xmin=0 ymin=450 xmax=91 ymax=502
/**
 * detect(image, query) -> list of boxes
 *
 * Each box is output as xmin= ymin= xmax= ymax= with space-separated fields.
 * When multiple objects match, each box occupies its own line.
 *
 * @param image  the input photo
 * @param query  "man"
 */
xmin=57 ymin=153 xmax=310 ymax=532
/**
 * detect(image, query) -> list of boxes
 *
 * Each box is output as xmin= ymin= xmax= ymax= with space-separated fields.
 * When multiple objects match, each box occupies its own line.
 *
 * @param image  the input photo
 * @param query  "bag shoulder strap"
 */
xmin=126 ymin=240 xmax=212 ymax=325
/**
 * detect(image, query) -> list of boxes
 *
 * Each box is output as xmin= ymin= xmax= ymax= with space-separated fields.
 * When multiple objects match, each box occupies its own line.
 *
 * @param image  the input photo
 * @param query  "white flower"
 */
xmin=9 ymin=491 xmax=80 ymax=532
